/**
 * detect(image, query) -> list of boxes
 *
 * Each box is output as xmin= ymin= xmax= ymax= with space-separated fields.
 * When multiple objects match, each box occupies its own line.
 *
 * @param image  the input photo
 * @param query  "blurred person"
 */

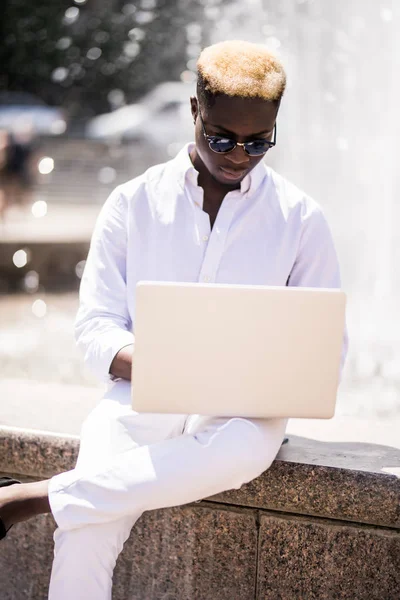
xmin=0 ymin=40 xmax=348 ymax=598
xmin=0 ymin=122 xmax=38 ymax=221
xmin=0 ymin=128 xmax=9 ymax=220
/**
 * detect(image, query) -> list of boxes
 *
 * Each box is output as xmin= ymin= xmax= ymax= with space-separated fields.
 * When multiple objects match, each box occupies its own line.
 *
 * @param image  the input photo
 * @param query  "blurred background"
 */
xmin=1 ymin=0 xmax=399 ymax=421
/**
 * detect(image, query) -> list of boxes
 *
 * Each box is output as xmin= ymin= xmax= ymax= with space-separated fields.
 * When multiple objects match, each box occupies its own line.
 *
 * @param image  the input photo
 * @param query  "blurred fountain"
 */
xmin=198 ymin=0 xmax=400 ymax=416
xmin=206 ymin=0 xmax=399 ymax=292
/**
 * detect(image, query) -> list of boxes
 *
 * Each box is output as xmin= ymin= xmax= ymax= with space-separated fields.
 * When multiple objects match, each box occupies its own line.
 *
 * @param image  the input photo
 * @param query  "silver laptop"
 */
xmin=131 ymin=282 xmax=346 ymax=419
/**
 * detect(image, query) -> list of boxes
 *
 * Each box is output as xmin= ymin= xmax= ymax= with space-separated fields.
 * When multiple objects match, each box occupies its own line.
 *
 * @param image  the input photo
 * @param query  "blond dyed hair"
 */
xmin=197 ymin=40 xmax=286 ymax=103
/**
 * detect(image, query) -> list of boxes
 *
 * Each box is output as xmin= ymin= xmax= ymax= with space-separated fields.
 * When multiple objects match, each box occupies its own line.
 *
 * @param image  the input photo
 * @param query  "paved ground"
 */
xmin=0 ymin=204 xmax=100 ymax=243
xmin=0 ymin=378 xmax=100 ymax=434
xmin=0 ymin=292 xmax=98 ymax=387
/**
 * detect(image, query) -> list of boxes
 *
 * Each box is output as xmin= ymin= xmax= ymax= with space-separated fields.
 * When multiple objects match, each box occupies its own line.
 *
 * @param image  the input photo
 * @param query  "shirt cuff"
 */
xmin=85 ymin=329 xmax=135 ymax=382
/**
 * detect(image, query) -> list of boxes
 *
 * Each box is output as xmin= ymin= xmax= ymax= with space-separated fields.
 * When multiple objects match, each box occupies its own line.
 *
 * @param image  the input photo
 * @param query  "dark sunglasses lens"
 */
xmin=208 ymin=137 xmax=236 ymax=153
xmin=245 ymin=140 xmax=271 ymax=156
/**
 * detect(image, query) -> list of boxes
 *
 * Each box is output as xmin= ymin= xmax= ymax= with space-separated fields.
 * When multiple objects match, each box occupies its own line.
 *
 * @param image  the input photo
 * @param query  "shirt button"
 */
xmin=203 ymin=275 xmax=211 ymax=282
xmin=202 ymin=235 xmax=209 ymax=242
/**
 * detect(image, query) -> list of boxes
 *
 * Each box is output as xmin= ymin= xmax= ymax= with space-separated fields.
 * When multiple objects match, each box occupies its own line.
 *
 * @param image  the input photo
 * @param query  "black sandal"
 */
xmin=0 ymin=477 xmax=21 ymax=540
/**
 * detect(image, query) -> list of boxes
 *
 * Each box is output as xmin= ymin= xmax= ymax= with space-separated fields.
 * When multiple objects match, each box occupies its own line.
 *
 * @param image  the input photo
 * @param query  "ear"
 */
xmin=190 ymin=96 xmax=198 ymax=124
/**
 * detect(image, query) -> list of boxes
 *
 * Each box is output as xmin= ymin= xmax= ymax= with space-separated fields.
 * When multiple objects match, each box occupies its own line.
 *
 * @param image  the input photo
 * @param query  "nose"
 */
xmin=225 ymin=144 xmax=250 ymax=166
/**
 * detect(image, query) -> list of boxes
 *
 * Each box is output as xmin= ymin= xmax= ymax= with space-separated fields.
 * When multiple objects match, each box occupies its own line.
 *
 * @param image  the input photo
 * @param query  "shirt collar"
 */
xmin=174 ymin=143 xmax=268 ymax=198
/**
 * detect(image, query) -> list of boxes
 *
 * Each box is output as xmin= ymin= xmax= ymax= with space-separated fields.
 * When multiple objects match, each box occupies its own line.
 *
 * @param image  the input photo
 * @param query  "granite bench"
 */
xmin=0 ymin=381 xmax=399 ymax=599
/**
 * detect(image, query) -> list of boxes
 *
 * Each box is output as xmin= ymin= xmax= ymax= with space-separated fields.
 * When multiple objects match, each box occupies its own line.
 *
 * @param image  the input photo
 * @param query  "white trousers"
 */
xmin=48 ymin=380 xmax=287 ymax=599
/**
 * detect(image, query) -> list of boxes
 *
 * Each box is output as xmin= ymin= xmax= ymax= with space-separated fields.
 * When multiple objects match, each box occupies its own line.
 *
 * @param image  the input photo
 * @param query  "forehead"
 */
xmin=202 ymin=94 xmax=278 ymax=136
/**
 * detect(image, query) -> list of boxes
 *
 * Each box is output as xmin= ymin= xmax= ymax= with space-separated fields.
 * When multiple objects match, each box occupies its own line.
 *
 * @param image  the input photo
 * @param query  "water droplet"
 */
xmin=265 ymin=36 xmax=281 ymax=50
xmin=204 ymin=6 xmax=220 ymax=20
xmin=124 ymin=42 xmax=140 ymax=59
xmin=23 ymin=271 xmax=39 ymax=293
xmin=87 ymin=47 xmax=102 ymax=61
xmin=52 ymin=68 xmax=68 ymax=83
xmin=64 ymin=7 xmax=80 ymax=23
xmin=94 ymin=31 xmax=110 ymax=44
xmin=186 ymin=59 xmax=197 ymax=71
xmin=186 ymin=43 xmax=201 ymax=58
xmin=38 ymin=157 xmax=54 ymax=175
xmin=135 ymin=11 xmax=154 ymax=25
xmin=31 ymin=201 xmax=48 ymax=218
xmin=381 ymin=8 xmax=393 ymax=22
xmin=186 ymin=23 xmax=202 ymax=44
xmin=180 ymin=70 xmax=196 ymax=84
xmin=141 ymin=0 xmax=156 ymax=9
xmin=50 ymin=120 xmax=66 ymax=135
xmin=128 ymin=28 xmax=146 ymax=42
xmin=98 ymin=167 xmax=117 ymax=185
xmin=107 ymin=89 xmax=125 ymax=109
xmin=32 ymin=299 xmax=47 ymax=318
xmin=56 ymin=37 xmax=72 ymax=50
xmin=13 ymin=249 xmax=29 ymax=268
xmin=122 ymin=4 xmax=136 ymax=16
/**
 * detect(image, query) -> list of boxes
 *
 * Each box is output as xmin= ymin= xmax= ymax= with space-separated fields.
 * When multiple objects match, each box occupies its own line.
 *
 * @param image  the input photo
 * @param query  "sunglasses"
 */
xmin=198 ymin=109 xmax=277 ymax=157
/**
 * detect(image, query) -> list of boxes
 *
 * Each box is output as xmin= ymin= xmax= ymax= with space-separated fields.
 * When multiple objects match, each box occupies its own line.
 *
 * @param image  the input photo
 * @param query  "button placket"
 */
xmin=187 ymin=183 xmax=210 ymax=256
xmin=198 ymin=197 xmax=236 ymax=283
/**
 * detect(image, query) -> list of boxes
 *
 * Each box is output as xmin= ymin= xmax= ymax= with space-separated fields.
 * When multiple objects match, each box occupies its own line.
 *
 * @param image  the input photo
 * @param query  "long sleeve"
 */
xmin=75 ymin=187 xmax=134 ymax=382
xmin=288 ymin=201 xmax=349 ymax=375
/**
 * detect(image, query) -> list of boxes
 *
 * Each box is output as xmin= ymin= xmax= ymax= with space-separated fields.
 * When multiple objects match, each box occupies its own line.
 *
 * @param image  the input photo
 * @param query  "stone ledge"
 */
xmin=211 ymin=434 xmax=400 ymax=529
xmin=1 ymin=424 xmax=398 ymax=530
xmin=1 ymin=424 xmax=399 ymax=600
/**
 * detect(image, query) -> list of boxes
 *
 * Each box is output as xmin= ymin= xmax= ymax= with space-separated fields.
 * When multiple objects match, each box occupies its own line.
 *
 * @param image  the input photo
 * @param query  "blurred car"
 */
xmin=0 ymin=92 xmax=67 ymax=136
xmin=85 ymin=82 xmax=195 ymax=149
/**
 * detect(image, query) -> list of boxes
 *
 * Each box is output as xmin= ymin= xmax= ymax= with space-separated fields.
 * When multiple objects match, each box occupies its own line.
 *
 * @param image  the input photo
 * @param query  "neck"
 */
xmin=189 ymin=147 xmax=240 ymax=205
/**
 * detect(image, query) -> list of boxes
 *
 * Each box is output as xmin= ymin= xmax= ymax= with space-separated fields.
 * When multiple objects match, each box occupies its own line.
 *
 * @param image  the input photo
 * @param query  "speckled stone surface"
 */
xmin=1 ymin=426 xmax=399 ymax=530
xmin=0 ymin=426 xmax=79 ymax=479
xmin=257 ymin=512 xmax=400 ymax=599
xmin=0 ymin=513 xmax=55 ymax=600
xmin=209 ymin=436 xmax=400 ymax=529
xmin=114 ymin=505 xmax=257 ymax=600
xmin=0 ymin=501 xmax=257 ymax=600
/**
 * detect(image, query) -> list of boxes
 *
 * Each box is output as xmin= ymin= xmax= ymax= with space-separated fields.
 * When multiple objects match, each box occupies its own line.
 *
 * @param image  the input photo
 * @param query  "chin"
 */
xmin=216 ymin=168 xmax=248 ymax=187
xmin=210 ymin=170 xmax=237 ymax=187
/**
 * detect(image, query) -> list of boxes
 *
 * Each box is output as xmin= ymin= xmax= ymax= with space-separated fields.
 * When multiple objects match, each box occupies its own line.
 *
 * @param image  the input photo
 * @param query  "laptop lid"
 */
xmin=131 ymin=282 xmax=346 ymax=419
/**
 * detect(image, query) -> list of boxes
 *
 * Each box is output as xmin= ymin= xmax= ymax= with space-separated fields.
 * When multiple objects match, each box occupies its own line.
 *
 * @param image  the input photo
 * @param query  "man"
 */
xmin=0 ymin=40 xmax=347 ymax=598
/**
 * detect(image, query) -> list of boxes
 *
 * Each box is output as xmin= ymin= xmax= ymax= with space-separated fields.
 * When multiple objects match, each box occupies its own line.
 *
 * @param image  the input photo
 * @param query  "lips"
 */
xmin=220 ymin=166 xmax=248 ymax=180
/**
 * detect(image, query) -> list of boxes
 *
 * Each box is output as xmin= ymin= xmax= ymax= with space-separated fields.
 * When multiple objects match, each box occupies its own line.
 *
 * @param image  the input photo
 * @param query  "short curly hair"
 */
xmin=197 ymin=40 xmax=286 ymax=108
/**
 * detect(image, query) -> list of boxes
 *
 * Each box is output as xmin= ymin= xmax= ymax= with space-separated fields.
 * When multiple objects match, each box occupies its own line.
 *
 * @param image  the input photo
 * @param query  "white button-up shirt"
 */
xmin=76 ymin=143 xmax=348 ymax=382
